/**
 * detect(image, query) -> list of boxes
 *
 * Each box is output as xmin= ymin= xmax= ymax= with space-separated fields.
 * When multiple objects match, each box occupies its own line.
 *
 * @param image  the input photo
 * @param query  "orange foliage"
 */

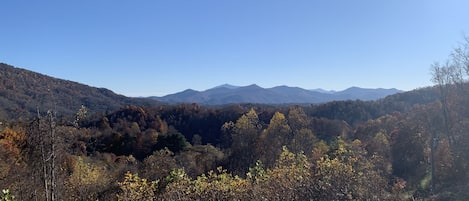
xmin=0 ymin=128 xmax=26 ymax=162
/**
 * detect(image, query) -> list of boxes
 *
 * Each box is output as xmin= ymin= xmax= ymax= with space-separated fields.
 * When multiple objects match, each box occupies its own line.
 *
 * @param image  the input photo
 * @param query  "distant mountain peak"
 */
xmin=246 ymin=84 xmax=260 ymax=87
xmin=212 ymin=84 xmax=239 ymax=89
xmin=181 ymin=88 xmax=199 ymax=93
xmin=152 ymin=84 xmax=403 ymax=105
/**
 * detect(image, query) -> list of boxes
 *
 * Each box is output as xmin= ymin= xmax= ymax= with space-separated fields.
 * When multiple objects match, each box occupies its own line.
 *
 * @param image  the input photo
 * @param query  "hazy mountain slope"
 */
xmin=332 ymin=87 xmax=403 ymax=101
xmin=152 ymin=84 xmax=404 ymax=105
xmin=0 ymin=63 xmax=158 ymax=119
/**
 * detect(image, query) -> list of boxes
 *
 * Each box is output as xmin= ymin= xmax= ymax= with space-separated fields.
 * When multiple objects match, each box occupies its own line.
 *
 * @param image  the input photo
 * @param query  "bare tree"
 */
xmin=429 ymin=35 xmax=469 ymax=194
xmin=451 ymin=35 xmax=469 ymax=77
xmin=27 ymin=110 xmax=63 ymax=201
xmin=430 ymin=35 xmax=469 ymax=144
xmin=430 ymin=62 xmax=452 ymax=137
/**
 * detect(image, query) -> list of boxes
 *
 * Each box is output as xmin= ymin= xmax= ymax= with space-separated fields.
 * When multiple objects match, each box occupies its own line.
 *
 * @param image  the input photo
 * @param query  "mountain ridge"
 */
xmin=151 ymin=84 xmax=403 ymax=105
xmin=0 ymin=62 xmax=407 ymax=119
xmin=0 ymin=63 xmax=159 ymax=119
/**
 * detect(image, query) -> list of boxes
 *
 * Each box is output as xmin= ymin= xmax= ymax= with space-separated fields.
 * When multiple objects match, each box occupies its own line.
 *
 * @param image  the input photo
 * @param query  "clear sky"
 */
xmin=1 ymin=1 xmax=469 ymax=97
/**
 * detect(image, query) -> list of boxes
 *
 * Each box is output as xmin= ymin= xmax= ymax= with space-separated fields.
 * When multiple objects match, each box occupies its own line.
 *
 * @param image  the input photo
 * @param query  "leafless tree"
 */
xmin=429 ymin=35 xmax=469 ymax=194
xmin=27 ymin=110 xmax=64 ymax=201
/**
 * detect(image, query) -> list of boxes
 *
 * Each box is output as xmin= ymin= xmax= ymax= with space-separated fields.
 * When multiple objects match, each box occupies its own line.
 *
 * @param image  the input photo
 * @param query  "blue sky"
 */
xmin=1 ymin=1 xmax=469 ymax=96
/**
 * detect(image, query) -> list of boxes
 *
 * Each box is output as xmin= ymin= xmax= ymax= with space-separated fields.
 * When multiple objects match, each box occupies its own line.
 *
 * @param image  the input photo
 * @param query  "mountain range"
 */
xmin=0 ymin=62 xmax=409 ymax=119
xmin=151 ymin=84 xmax=403 ymax=105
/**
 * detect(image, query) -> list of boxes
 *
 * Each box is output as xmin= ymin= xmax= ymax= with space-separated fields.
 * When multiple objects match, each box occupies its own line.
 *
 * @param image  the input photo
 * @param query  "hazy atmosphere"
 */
xmin=1 ymin=1 xmax=469 ymax=96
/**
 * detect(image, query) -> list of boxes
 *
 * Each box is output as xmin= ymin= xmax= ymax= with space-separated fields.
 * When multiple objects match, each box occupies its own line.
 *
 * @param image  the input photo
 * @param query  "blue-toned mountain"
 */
xmin=151 ymin=84 xmax=403 ymax=105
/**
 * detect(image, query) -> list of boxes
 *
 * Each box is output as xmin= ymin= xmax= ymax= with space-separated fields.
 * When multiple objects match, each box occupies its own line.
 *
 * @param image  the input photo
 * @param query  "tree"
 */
xmin=430 ymin=62 xmax=453 ymax=142
xmin=259 ymin=146 xmax=311 ymax=200
xmin=258 ymin=112 xmax=292 ymax=167
xmin=159 ymin=168 xmax=194 ymax=201
xmin=0 ymin=128 xmax=26 ymax=180
xmin=228 ymin=109 xmax=262 ymax=174
xmin=451 ymin=35 xmax=469 ymax=80
xmin=287 ymin=106 xmax=310 ymax=133
xmin=428 ymin=36 xmax=469 ymax=194
xmin=289 ymin=128 xmax=318 ymax=156
xmin=390 ymin=121 xmax=427 ymax=190
xmin=73 ymin=105 xmax=87 ymax=128
xmin=310 ymin=139 xmax=390 ymax=200
xmin=27 ymin=110 xmax=63 ymax=201
xmin=287 ymin=106 xmax=319 ymax=155
xmin=430 ymin=36 xmax=469 ymax=140
xmin=141 ymin=148 xmax=178 ymax=181
xmin=65 ymin=156 xmax=114 ymax=200
xmin=117 ymin=172 xmax=158 ymax=201
xmin=175 ymin=145 xmax=225 ymax=177
xmin=191 ymin=167 xmax=251 ymax=200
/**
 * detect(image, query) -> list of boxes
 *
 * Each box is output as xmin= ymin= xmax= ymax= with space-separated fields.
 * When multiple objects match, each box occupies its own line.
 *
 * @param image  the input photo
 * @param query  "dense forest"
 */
xmin=1 ymin=38 xmax=469 ymax=200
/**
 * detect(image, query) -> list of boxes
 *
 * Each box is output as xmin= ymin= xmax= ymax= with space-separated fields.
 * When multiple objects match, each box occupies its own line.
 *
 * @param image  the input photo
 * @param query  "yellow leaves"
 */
xmin=112 ymin=138 xmax=387 ymax=200
xmin=64 ymin=155 xmax=116 ymax=200
xmin=247 ymin=160 xmax=268 ymax=184
xmin=315 ymin=141 xmax=357 ymax=178
xmin=269 ymin=112 xmax=288 ymax=126
xmin=336 ymin=140 xmax=348 ymax=155
xmin=312 ymin=140 xmax=330 ymax=160
xmin=265 ymin=112 xmax=291 ymax=137
xmin=161 ymin=166 xmax=254 ymax=200
xmin=316 ymin=157 xmax=352 ymax=174
xmin=275 ymin=146 xmax=310 ymax=171
xmin=68 ymin=156 xmax=110 ymax=187
xmin=234 ymin=108 xmax=260 ymax=132
xmin=194 ymin=166 xmax=247 ymax=195
xmin=117 ymin=172 xmax=158 ymax=201
xmin=312 ymin=156 xmax=357 ymax=200
xmin=287 ymin=106 xmax=310 ymax=132
xmin=166 ymin=168 xmax=189 ymax=183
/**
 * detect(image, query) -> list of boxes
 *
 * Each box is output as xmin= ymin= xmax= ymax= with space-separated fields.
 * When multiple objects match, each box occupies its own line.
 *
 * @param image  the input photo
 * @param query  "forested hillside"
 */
xmin=0 ymin=63 xmax=159 ymax=120
xmin=1 ymin=38 xmax=468 ymax=200
xmin=0 ymin=81 xmax=468 ymax=200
